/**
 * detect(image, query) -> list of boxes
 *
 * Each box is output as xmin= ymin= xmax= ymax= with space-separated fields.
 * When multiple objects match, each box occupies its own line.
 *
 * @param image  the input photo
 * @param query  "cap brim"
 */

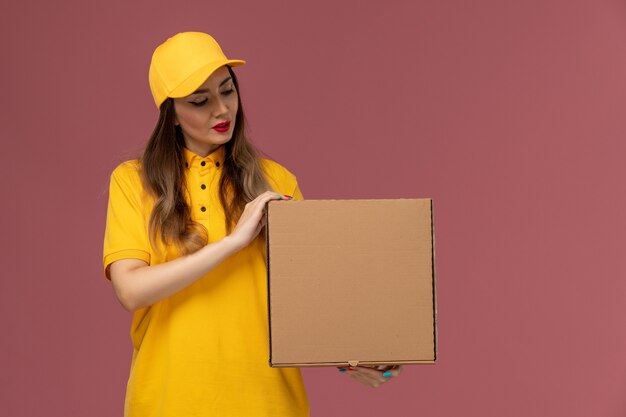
xmin=169 ymin=59 xmax=246 ymax=98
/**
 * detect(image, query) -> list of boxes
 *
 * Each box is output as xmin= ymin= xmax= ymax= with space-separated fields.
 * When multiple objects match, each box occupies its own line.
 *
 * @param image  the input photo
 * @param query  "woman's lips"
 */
xmin=212 ymin=121 xmax=230 ymax=133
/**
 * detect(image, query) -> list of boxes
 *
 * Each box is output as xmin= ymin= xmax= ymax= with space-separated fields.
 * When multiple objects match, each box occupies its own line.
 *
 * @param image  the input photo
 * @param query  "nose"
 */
xmin=211 ymin=95 xmax=229 ymax=117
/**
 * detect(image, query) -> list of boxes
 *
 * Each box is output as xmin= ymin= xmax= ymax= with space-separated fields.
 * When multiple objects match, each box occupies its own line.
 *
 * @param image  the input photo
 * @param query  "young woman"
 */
xmin=103 ymin=31 xmax=400 ymax=417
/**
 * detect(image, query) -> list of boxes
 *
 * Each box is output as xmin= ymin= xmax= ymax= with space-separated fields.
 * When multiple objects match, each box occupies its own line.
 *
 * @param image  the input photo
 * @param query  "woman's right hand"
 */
xmin=225 ymin=191 xmax=292 ymax=252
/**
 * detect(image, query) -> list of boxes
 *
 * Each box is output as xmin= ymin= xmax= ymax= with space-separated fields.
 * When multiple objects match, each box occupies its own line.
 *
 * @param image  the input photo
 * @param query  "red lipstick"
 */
xmin=212 ymin=121 xmax=231 ymax=133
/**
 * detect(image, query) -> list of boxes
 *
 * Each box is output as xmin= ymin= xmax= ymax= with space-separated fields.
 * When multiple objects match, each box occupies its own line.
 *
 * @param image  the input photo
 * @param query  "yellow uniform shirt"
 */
xmin=103 ymin=146 xmax=309 ymax=417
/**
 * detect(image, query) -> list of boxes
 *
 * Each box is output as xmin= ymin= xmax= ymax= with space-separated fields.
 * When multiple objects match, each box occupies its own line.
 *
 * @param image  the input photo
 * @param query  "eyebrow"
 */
xmin=191 ymin=77 xmax=232 ymax=94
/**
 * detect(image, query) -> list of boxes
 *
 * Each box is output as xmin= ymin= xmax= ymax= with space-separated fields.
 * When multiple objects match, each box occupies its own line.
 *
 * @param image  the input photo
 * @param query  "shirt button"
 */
xmin=201 ymin=184 xmax=206 ymax=190
xmin=215 ymin=161 xmax=220 ymax=167
xmin=201 ymin=161 xmax=206 ymax=167
xmin=200 ymin=206 xmax=206 ymax=212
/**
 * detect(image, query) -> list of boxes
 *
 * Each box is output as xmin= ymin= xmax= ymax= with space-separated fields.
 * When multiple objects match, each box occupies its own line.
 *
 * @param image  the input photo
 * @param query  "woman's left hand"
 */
xmin=338 ymin=365 xmax=403 ymax=388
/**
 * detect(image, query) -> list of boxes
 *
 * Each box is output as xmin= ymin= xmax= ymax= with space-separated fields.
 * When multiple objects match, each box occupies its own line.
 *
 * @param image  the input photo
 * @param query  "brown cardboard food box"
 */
xmin=266 ymin=198 xmax=437 ymax=368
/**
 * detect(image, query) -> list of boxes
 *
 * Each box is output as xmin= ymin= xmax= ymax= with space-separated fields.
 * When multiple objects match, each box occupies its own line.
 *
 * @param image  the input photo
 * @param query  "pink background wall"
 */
xmin=2 ymin=0 xmax=626 ymax=415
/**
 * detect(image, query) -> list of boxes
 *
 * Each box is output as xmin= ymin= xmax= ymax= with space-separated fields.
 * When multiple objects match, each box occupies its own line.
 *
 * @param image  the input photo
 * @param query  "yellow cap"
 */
xmin=148 ymin=32 xmax=246 ymax=109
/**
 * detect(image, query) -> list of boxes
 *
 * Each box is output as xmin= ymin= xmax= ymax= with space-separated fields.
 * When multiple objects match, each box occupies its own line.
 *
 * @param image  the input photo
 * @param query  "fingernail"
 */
xmin=383 ymin=371 xmax=392 ymax=378
xmin=337 ymin=367 xmax=347 ymax=373
xmin=283 ymin=194 xmax=293 ymax=199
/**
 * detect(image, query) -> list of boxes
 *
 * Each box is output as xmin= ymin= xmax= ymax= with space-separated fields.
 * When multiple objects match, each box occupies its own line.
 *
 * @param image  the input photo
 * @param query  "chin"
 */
xmin=220 ymin=132 xmax=235 ymax=142
xmin=214 ymin=136 xmax=233 ymax=145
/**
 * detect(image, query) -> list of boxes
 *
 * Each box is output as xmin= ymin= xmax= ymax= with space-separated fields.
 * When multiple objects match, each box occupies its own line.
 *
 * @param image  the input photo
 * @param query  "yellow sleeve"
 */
xmin=261 ymin=158 xmax=304 ymax=200
xmin=102 ymin=161 xmax=151 ymax=280
xmin=292 ymin=182 xmax=304 ymax=200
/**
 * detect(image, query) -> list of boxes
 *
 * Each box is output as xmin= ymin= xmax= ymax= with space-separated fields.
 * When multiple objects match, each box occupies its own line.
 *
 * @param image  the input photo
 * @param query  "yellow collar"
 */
xmin=183 ymin=145 xmax=226 ymax=169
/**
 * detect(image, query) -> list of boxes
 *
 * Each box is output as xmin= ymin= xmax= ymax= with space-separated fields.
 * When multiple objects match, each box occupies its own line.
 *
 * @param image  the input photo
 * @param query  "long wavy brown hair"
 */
xmin=140 ymin=66 xmax=270 ymax=255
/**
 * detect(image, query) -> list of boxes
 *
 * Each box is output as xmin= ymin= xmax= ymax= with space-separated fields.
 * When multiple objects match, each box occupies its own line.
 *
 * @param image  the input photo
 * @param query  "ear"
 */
xmin=174 ymin=116 xmax=180 ymax=126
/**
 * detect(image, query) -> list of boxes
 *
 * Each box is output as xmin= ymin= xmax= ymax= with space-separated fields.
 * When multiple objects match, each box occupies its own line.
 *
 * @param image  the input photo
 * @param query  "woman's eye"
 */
xmin=190 ymin=99 xmax=208 ymax=106
xmin=222 ymin=89 xmax=234 ymax=96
